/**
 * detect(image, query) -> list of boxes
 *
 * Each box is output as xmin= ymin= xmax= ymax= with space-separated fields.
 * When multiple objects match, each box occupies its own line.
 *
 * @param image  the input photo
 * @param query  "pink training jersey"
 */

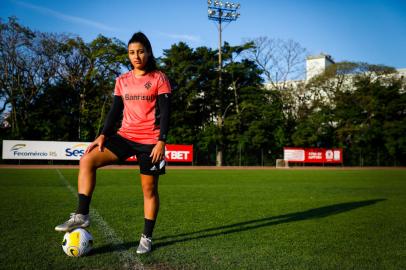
xmin=114 ymin=70 xmax=171 ymax=144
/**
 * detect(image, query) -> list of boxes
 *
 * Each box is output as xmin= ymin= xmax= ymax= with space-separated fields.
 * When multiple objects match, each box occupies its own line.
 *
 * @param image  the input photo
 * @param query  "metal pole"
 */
xmin=216 ymin=18 xmax=223 ymax=167
xmin=239 ymin=144 xmax=241 ymax=167
xmin=78 ymin=101 xmax=81 ymax=140
xmin=208 ymin=1 xmax=241 ymax=166
xmin=79 ymin=93 xmax=84 ymax=140
xmin=219 ymin=18 xmax=222 ymax=76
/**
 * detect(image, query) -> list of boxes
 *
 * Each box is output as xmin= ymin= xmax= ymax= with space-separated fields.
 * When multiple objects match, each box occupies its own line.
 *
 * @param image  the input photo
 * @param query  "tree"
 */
xmin=0 ymin=17 xmax=128 ymax=141
xmin=292 ymin=61 xmax=405 ymax=165
xmin=160 ymin=41 xmax=267 ymax=165
xmin=245 ymin=36 xmax=307 ymax=90
xmin=160 ymin=42 xmax=216 ymax=143
xmin=0 ymin=17 xmax=61 ymax=138
xmin=55 ymin=34 xmax=127 ymax=140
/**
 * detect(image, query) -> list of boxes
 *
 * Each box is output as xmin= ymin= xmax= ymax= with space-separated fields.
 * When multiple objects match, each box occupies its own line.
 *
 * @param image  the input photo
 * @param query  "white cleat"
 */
xmin=55 ymin=213 xmax=90 ymax=232
xmin=136 ymin=234 xmax=152 ymax=254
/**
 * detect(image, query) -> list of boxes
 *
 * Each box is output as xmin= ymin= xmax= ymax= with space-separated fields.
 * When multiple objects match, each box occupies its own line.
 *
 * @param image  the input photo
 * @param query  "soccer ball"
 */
xmin=62 ymin=228 xmax=93 ymax=257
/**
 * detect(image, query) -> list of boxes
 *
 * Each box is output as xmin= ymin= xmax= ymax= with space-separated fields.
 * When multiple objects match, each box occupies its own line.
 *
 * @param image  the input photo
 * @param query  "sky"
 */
xmin=1 ymin=0 xmax=406 ymax=69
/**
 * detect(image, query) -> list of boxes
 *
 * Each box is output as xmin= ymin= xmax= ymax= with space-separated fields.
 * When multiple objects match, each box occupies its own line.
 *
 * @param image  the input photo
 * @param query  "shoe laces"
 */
xmin=68 ymin=213 xmax=78 ymax=223
xmin=141 ymin=234 xmax=152 ymax=243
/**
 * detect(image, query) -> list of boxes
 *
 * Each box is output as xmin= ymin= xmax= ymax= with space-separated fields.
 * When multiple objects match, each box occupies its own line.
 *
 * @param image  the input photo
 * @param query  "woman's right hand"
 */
xmin=84 ymin=134 xmax=106 ymax=154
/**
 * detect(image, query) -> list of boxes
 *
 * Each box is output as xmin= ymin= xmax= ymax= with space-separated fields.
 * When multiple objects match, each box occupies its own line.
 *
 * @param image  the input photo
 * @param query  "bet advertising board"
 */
xmin=125 ymin=144 xmax=193 ymax=162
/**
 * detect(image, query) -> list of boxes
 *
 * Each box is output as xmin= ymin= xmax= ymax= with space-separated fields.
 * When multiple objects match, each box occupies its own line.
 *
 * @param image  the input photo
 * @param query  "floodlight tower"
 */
xmin=207 ymin=0 xmax=241 ymax=166
xmin=208 ymin=1 xmax=240 ymax=75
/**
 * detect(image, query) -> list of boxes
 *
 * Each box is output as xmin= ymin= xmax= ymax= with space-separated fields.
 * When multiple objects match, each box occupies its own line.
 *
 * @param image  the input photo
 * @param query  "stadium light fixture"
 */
xmin=208 ymin=1 xmax=241 ymax=22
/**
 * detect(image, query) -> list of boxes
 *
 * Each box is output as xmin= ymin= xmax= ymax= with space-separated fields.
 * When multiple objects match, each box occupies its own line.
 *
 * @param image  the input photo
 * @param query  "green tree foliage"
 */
xmin=0 ymin=17 xmax=57 ymax=138
xmin=334 ymin=74 xmax=406 ymax=165
xmin=159 ymin=42 xmax=215 ymax=145
xmin=54 ymin=34 xmax=128 ymax=140
xmin=159 ymin=41 xmax=286 ymax=165
xmin=0 ymin=17 xmax=128 ymax=141
xmin=291 ymin=62 xmax=406 ymax=165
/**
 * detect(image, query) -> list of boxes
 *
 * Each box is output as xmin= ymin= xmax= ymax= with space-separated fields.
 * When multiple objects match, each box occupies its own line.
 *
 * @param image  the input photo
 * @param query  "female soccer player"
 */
xmin=55 ymin=32 xmax=171 ymax=254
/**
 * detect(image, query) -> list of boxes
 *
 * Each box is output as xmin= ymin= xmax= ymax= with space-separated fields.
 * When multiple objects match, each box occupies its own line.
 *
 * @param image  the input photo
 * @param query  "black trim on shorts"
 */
xmin=104 ymin=134 xmax=165 ymax=175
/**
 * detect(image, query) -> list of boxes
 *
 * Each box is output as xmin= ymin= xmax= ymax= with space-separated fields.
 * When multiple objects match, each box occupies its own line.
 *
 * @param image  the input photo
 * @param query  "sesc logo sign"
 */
xmin=65 ymin=143 xmax=88 ymax=158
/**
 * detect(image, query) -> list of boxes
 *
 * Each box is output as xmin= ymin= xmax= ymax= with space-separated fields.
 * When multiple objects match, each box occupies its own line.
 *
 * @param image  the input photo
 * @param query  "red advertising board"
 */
xmin=284 ymin=147 xmax=343 ymax=163
xmin=126 ymin=144 xmax=193 ymax=163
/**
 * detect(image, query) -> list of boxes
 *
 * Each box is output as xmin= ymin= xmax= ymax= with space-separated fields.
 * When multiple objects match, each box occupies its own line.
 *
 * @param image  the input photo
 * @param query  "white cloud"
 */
xmin=158 ymin=32 xmax=201 ymax=43
xmin=14 ymin=1 xmax=118 ymax=32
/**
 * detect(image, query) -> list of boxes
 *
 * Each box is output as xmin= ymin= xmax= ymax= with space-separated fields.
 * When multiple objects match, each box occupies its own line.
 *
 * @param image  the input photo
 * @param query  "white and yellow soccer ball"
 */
xmin=62 ymin=228 xmax=93 ymax=257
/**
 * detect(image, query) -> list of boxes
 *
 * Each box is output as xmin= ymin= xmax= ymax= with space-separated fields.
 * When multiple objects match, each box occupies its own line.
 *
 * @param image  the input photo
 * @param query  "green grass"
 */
xmin=0 ymin=168 xmax=405 ymax=269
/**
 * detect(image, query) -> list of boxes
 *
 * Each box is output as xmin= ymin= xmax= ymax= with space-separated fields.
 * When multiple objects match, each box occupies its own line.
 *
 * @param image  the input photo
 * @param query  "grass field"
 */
xmin=0 ymin=167 xmax=405 ymax=270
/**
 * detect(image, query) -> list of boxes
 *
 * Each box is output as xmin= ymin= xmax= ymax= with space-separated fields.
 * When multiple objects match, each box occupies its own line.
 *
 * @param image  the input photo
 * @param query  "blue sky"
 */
xmin=1 ymin=0 xmax=406 ymax=69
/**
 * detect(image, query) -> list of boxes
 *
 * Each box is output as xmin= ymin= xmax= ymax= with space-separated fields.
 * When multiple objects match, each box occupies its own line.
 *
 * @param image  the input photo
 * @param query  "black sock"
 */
xmin=143 ymin=218 xmax=156 ymax=238
xmin=76 ymin=193 xmax=91 ymax=215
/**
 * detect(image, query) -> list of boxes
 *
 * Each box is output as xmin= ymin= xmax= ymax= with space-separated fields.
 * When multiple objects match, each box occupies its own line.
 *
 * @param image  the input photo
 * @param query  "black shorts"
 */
xmin=104 ymin=134 xmax=165 ymax=175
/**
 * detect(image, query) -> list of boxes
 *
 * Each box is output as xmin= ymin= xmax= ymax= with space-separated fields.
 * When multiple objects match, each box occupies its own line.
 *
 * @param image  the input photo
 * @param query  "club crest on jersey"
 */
xmin=144 ymin=81 xmax=152 ymax=90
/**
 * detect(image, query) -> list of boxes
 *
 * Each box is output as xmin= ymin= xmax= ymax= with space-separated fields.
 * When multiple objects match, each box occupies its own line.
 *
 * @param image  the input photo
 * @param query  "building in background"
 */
xmin=306 ymin=54 xmax=335 ymax=81
xmin=265 ymin=53 xmax=406 ymax=90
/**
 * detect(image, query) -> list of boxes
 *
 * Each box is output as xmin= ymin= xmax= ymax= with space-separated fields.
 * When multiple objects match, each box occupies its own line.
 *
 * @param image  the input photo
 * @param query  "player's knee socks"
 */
xmin=143 ymin=218 xmax=156 ymax=238
xmin=76 ymin=193 xmax=91 ymax=215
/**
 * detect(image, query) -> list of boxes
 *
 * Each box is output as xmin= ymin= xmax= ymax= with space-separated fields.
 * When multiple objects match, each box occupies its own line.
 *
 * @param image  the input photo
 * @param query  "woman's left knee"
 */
xmin=143 ymin=184 xmax=158 ymax=198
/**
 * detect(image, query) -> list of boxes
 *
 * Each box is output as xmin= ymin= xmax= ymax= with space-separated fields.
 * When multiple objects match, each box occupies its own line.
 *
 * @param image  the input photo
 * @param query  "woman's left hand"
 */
xmin=150 ymin=141 xmax=166 ymax=163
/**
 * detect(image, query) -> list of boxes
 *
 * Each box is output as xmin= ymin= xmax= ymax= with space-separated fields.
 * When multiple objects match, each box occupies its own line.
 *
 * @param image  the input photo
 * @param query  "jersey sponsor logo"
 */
xmin=124 ymin=94 xmax=156 ymax=102
xmin=144 ymin=81 xmax=152 ymax=90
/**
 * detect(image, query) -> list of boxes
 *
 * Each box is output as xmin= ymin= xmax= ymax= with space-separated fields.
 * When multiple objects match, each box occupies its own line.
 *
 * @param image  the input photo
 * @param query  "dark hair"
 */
xmin=128 ymin=32 xmax=157 ymax=72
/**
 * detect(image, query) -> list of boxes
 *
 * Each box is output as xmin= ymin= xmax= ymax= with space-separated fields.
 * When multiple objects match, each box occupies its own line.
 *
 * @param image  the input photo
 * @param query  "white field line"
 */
xmin=56 ymin=169 xmax=144 ymax=270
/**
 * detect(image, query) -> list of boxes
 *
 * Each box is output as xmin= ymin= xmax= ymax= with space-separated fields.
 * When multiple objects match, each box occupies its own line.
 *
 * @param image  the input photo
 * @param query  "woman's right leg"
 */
xmin=78 ymin=147 xmax=119 ymax=196
xmin=55 ymin=148 xmax=118 ymax=232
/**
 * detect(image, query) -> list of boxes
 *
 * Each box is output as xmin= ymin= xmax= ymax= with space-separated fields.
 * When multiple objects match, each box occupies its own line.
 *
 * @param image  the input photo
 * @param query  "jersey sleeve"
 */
xmin=157 ymin=93 xmax=171 ymax=142
xmin=113 ymin=77 xmax=122 ymax=96
xmin=157 ymin=72 xmax=171 ymax=95
xmin=101 ymin=95 xmax=124 ymax=136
